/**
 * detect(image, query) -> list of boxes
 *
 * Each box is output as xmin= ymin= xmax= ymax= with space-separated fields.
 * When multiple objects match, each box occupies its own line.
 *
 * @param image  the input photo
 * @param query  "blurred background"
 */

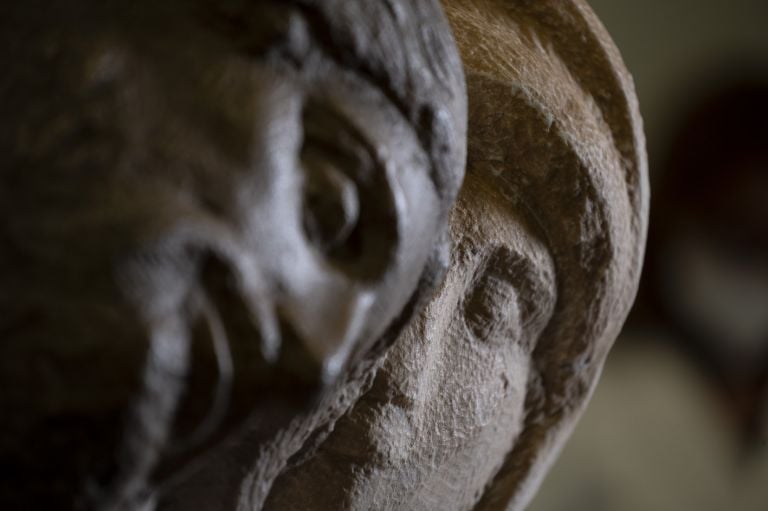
xmin=530 ymin=1 xmax=768 ymax=510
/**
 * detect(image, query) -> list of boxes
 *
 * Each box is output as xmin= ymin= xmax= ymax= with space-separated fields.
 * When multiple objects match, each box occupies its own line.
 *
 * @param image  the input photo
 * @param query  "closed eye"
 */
xmin=463 ymin=245 xmax=552 ymax=352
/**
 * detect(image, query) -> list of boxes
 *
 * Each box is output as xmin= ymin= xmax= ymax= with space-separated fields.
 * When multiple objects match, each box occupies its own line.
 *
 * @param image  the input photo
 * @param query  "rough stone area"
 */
xmin=257 ymin=1 xmax=649 ymax=510
xmin=0 ymin=1 xmax=647 ymax=510
xmin=0 ymin=1 xmax=466 ymax=509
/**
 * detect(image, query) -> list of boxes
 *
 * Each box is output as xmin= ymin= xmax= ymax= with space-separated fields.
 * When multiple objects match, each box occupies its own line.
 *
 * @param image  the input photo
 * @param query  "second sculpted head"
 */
xmin=0 ymin=0 xmax=466 ymax=508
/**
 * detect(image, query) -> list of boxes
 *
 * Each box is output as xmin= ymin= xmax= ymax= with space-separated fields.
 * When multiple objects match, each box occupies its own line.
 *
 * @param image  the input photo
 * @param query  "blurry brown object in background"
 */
xmin=644 ymin=77 xmax=768 ymax=452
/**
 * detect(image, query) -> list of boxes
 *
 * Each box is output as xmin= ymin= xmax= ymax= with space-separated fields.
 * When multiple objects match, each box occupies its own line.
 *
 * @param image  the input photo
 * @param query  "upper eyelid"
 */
xmin=301 ymin=101 xmax=383 ymax=173
xmin=302 ymin=133 xmax=372 ymax=170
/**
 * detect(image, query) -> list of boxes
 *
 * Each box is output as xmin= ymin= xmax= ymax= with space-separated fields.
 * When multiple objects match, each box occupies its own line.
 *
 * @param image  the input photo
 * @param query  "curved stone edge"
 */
xmin=441 ymin=1 xmax=649 ymax=509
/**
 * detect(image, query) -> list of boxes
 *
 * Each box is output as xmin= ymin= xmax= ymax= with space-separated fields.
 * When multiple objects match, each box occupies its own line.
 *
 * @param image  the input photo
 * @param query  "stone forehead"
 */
xmin=1 ymin=0 xmax=467 ymax=211
xmin=222 ymin=0 xmax=468 ymax=207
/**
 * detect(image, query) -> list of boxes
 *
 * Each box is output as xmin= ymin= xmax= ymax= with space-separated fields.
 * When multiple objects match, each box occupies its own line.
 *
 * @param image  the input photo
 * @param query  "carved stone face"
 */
xmin=259 ymin=171 xmax=557 ymax=511
xmin=0 ymin=1 xmax=465 ymax=508
xmin=246 ymin=2 xmax=651 ymax=510
xmin=1 ymin=1 xmax=649 ymax=510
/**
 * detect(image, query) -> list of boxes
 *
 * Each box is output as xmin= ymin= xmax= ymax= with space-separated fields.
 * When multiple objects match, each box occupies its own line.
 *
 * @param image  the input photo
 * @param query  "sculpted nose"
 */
xmin=278 ymin=270 xmax=375 ymax=382
xmin=277 ymin=176 xmax=373 ymax=381
xmin=254 ymin=196 xmax=376 ymax=383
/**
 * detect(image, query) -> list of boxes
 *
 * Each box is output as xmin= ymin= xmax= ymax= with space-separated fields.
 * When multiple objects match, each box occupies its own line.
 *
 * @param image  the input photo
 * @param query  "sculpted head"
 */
xmin=0 ymin=0 xmax=465 ymax=508
xmin=256 ymin=2 xmax=650 ymax=510
xmin=1 ymin=1 xmax=649 ymax=510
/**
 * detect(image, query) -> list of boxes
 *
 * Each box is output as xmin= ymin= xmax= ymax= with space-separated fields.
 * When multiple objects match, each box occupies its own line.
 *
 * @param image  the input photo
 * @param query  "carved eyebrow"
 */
xmin=301 ymin=90 xmax=441 ymax=200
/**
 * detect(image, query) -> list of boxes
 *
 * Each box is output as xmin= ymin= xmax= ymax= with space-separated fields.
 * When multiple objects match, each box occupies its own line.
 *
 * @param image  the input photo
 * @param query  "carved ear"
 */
xmin=442 ymin=0 xmax=649 ymax=508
